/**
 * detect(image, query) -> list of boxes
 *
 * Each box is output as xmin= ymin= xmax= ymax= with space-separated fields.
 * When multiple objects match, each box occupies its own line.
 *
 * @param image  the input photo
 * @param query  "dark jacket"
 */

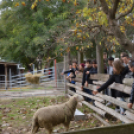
xmin=97 ymin=66 xmax=130 ymax=98
xmin=88 ymin=67 xmax=97 ymax=74
xmin=129 ymin=73 xmax=134 ymax=103
xmin=130 ymin=82 xmax=134 ymax=103
xmin=64 ymin=68 xmax=77 ymax=78
xmin=85 ymin=67 xmax=97 ymax=83
xmin=82 ymin=67 xmax=93 ymax=86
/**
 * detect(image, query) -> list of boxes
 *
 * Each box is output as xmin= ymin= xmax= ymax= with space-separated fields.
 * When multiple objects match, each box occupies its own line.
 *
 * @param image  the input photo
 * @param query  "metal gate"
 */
xmin=0 ymin=67 xmax=55 ymax=90
xmin=55 ymin=62 xmax=65 ymax=89
xmin=10 ymin=67 xmax=55 ymax=89
xmin=0 ymin=75 xmax=7 ymax=89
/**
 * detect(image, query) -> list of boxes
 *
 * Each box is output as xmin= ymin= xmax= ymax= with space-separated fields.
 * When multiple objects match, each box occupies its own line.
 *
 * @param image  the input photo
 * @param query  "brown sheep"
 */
xmin=31 ymin=94 xmax=84 ymax=134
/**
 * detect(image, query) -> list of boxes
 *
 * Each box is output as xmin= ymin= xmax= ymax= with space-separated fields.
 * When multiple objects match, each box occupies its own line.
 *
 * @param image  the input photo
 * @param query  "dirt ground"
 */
xmin=0 ymin=96 xmax=121 ymax=134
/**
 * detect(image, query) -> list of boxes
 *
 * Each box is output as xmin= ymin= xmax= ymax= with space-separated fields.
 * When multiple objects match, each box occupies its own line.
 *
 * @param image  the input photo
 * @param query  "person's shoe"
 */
xmin=106 ymin=102 xmax=112 ymax=107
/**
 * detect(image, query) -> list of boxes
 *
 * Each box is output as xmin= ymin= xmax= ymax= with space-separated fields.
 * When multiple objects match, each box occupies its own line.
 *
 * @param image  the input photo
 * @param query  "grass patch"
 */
xmin=0 ymin=96 xmax=121 ymax=134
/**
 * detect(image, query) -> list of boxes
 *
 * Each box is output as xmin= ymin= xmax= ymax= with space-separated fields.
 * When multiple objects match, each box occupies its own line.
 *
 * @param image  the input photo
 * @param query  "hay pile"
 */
xmin=25 ymin=73 xmax=42 ymax=84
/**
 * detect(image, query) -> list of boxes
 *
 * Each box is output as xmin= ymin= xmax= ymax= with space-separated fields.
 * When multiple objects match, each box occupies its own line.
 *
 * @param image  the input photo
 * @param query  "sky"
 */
xmin=0 ymin=0 xmax=13 ymax=14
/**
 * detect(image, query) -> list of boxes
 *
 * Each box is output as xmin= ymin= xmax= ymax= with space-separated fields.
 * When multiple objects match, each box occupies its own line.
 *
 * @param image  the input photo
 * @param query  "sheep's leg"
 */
xmin=65 ymin=126 xmax=69 ymax=132
xmin=46 ymin=128 xmax=52 ymax=134
xmin=31 ymin=127 xmax=39 ymax=134
xmin=48 ymin=129 xmax=52 ymax=134
xmin=64 ymin=122 xmax=70 ymax=132
xmin=31 ymin=121 xmax=39 ymax=134
xmin=45 ymin=124 xmax=53 ymax=134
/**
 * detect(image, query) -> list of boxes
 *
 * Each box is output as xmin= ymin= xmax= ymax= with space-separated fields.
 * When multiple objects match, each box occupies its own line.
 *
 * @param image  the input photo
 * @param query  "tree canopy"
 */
xmin=0 ymin=0 xmax=134 ymax=69
xmin=0 ymin=0 xmax=86 ymax=68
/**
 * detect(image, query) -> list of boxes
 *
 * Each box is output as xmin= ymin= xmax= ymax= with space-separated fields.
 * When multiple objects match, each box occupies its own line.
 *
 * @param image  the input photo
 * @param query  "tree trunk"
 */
xmin=99 ymin=0 xmax=134 ymax=58
xmin=132 ymin=51 xmax=134 ymax=59
xmin=96 ymin=44 xmax=104 ymax=73
xmin=77 ymin=51 xmax=81 ymax=65
xmin=80 ymin=51 xmax=84 ymax=63
xmin=107 ymin=50 xmax=112 ymax=57
xmin=68 ymin=52 xmax=71 ymax=64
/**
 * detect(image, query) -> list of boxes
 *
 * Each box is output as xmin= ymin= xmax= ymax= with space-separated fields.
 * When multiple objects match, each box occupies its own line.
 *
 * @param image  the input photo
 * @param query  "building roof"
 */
xmin=0 ymin=58 xmax=25 ymax=69
xmin=0 ymin=59 xmax=18 ymax=65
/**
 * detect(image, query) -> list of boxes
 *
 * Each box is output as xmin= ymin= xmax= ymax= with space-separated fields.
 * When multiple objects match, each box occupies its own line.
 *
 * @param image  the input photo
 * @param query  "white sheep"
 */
xmin=31 ymin=94 xmax=84 ymax=134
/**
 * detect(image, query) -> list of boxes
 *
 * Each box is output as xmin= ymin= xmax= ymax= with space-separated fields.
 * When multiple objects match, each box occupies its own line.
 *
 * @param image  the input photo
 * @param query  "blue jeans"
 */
xmin=119 ymin=97 xmax=126 ymax=115
xmin=83 ymin=88 xmax=93 ymax=102
xmin=69 ymin=82 xmax=76 ymax=92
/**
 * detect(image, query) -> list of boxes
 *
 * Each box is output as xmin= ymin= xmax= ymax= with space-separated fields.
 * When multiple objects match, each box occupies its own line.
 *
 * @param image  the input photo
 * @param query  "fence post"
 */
xmin=64 ymin=55 xmax=68 ymax=96
xmin=33 ymin=64 xmax=35 ymax=74
xmin=9 ymin=69 xmax=12 ymax=89
xmin=77 ymin=51 xmax=81 ymax=65
xmin=5 ymin=75 xmax=7 ymax=90
xmin=54 ymin=59 xmax=57 ymax=88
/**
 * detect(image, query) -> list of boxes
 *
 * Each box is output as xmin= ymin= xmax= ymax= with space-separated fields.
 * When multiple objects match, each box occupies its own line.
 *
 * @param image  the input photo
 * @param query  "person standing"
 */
xmin=122 ymin=53 xmax=130 ymax=66
xmin=120 ymin=52 xmax=127 ymax=63
xmin=122 ymin=53 xmax=133 ymax=78
xmin=85 ymin=59 xmax=97 ymax=87
xmin=107 ymin=57 xmax=114 ymax=75
xmin=89 ymin=59 xmax=97 ymax=74
xmin=63 ymin=61 xmax=78 ymax=92
xmin=81 ymin=59 xmax=93 ymax=102
xmin=127 ymin=60 xmax=134 ymax=109
xmin=93 ymin=60 xmax=130 ymax=115
xmin=76 ymin=63 xmax=85 ymax=75
xmin=105 ymin=57 xmax=115 ymax=106
xmin=106 ymin=57 xmax=114 ymax=95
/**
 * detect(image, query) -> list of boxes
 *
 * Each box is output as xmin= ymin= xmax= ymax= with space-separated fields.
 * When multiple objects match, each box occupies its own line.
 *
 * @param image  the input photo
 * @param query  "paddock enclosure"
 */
xmin=63 ymin=73 xmax=134 ymax=134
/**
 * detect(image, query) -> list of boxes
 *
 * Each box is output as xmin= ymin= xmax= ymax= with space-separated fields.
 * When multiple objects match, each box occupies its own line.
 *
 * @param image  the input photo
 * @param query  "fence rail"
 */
xmin=0 ymin=67 xmax=55 ymax=90
xmin=66 ymin=73 xmax=134 ymax=124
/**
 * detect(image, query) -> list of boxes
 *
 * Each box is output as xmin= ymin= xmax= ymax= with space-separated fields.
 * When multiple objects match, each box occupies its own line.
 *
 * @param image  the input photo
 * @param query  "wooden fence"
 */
xmin=61 ymin=123 xmax=134 ymax=134
xmin=66 ymin=74 xmax=134 ymax=124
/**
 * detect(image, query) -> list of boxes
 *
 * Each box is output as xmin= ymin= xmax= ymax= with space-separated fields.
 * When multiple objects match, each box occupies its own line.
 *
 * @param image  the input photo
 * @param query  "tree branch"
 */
xmin=87 ymin=25 xmax=102 ymax=30
xmin=116 ymin=2 xmax=134 ymax=20
xmin=111 ymin=0 xmax=120 ymax=19
xmin=101 ymin=26 xmax=114 ymax=36
xmin=99 ymin=0 xmax=109 ymax=15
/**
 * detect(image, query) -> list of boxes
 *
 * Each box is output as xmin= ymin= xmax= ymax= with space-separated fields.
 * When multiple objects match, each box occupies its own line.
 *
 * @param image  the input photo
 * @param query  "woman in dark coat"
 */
xmin=93 ymin=60 xmax=130 ymax=114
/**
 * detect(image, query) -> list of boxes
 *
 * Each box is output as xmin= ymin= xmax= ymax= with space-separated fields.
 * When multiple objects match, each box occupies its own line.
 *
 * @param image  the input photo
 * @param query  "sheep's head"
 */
xmin=73 ymin=94 xmax=84 ymax=102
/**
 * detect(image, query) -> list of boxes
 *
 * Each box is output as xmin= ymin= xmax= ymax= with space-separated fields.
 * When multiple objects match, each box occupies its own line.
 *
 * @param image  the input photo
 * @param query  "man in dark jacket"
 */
xmin=81 ymin=59 xmax=93 ymax=102
xmin=127 ymin=60 xmax=134 ymax=109
xmin=84 ymin=59 xmax=97 ymax=87
xmin=128 ymin=83 xmax=134 ymax=108
xmin=81 ymin=59 xmax=93 ymax=88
